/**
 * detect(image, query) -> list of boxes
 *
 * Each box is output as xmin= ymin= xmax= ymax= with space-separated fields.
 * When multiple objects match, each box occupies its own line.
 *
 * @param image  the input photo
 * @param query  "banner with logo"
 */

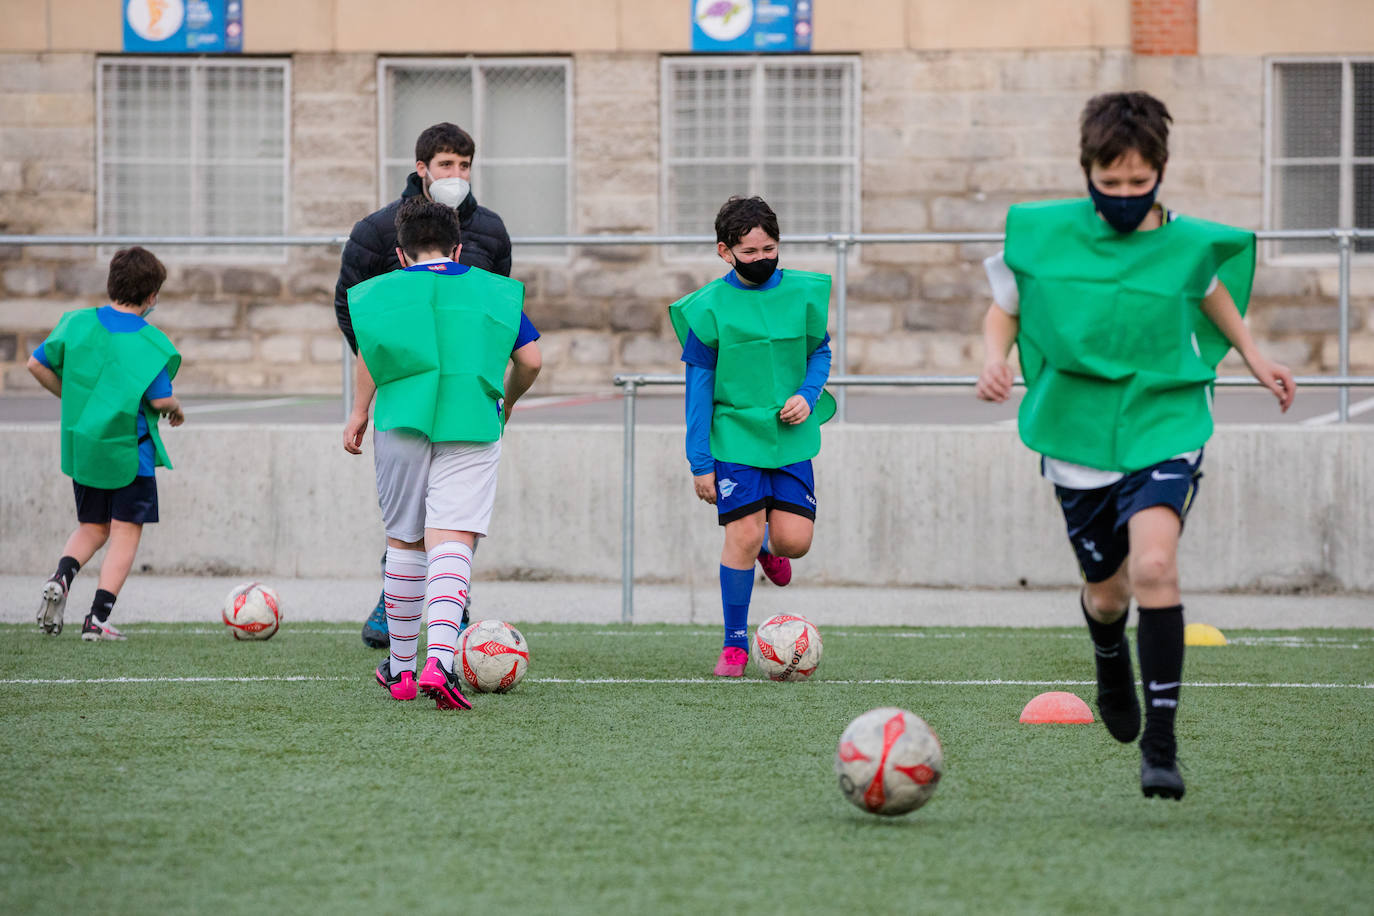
xmin=691 ymin=1 xmax=813 ymax=52
xmin=123 ymin=0 xmax=243 ymax=53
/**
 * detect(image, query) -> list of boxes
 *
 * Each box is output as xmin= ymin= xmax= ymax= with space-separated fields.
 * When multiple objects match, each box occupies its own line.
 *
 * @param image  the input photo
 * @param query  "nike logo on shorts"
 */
xmin=1148 ymin=680 xmax=1182 ymax=691
xmin=1151 ymin=470 xmax=1187 ymax=481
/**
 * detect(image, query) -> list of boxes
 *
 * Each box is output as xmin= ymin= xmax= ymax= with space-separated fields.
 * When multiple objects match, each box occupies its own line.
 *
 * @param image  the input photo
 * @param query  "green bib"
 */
xmin=42 ymin=308 xmax=181 ymax=489
xmin=348 ymin=266 xmax=523 ymax=443
xmin=1005 ymin=199 xmax=1254 ymax=472
xmin=669 ymin=270 xmax=833 ymax=468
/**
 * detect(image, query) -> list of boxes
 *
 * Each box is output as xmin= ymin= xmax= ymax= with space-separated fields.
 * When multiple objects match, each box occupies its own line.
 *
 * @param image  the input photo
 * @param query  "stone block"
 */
xmin=620 ymin=333 xmax=680 ymax=367
xmin=170 ymin=337 xmax=255 ymax=362
xmin=1318 ymin=268 xmax=1374 ymax=300
xmin=170 ymin=268 xmax=219 ymax=298
xmin=862 ymin=242 xmax=960 ymax=266
xmin=862 ymin=195 xmax=931 ymax=233
xmin=920 ymin=264 xmax=983 ymax=300
xmin=247 ymin=304 xmax=334 ymax=332
xmin=1251 ymin=267 xmax=1317 ymax=299
xmin=53 ymin=263 xmax=106 ymax=296
xmin=1011 ymin=126 xmax=1079 ymax=159
xmin=859 ymin=331 xmax=927 ymax=371
xmin=608 ymin=300 xmax=662 ymax=333
xmin=295 ymin=126 xmax=376 ymax=165
xmin=259 ymin=334 xmax=306 ymax=363
xmin=4 ymin=365 xmax=41 ymax=390
xmin=0 ymin=161 xmax=21 ymax=192
xmin=290 ymin=54 xmax=377 ymax=95
xmin=0 ymin=298 xmax=82 ymax=331
xmin=525 ymin=298 xmax=607 ymax=331
xmin=0 ymin=126 xmax=93 ymax=161
xmin=970 ymin=93 xmax=1083 ymax=128
xmin=967 ymin=160 xmax=1081 ymax=194
xmin=0 ymin=54 xmax=93 ymax=93
xmin=844 ymin=304 xmax=897 ymax=335
xmin=907 ymin=128 xmax=1018 ymax=161
xmin=930 ymin=195 xmax=1017 ymax=232
xmin=0 ymin=190 xmax=95 ymax=233
xmin=577 ymin=195 xmax=656 ymax=235
xmin=296 ymin=198 xmax=376 ymax=234
xmin=311 ymin=335 xmax=345 ymax=363
xmin=1320 ymin=335 xmax=1374 ymax=371
xmin=222 ymin=268 xmax=284 ymax=298
xmin=0 ymin=332 xmax=17 ymax=361
xmin=568 ymin=332 xmax=614 ymax=366
xmin=17 ymin=93 xmax=95 ymax=128
xmin=904 ymin=300 xmax=984 ymax=334
xmin=288 ymin=268 xmax=340 ymax=300
xmin=997 ymin=51 xmax=1108 ymax=92
xmin=864 ymin=159 xmax=968 ymax=196
xmin=874 ymin=52 xmax=1000 ymax=93
xmin=293 ymin=93 xmax=376 ymax=132
xmin=924 ymin=332 xmax=976 ymax=370
xmin=848 ymin=268 xmax=913 ymax=302
xmin=3 ymin=264 xmax=55 ymax=296
xmin=1201 ymin=56 xmax=1262 ymax=90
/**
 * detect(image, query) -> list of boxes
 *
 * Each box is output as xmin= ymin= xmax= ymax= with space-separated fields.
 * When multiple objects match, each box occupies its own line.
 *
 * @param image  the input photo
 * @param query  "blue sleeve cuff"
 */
xmin=681 ymin=330 xmax=718 ymax=370
xmin=32 ymin=344 xmax=51 ymax=369
xmin=514 ymin=312 xmax=541 ymax=350
xmin=796 ymin=335 xmax=832 ymax=409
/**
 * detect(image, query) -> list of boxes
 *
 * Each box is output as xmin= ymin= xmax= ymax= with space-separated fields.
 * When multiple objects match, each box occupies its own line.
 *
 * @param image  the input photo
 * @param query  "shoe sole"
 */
xmin=81 ymin=629 xmax=127 ymax=642
xmin=1141 ymin=765 xmax=1186 ymax=800
xmin=38 ymin=581 xmax=65 ymax=635
xmin=420 ymin=683 xmax=473 ymax=710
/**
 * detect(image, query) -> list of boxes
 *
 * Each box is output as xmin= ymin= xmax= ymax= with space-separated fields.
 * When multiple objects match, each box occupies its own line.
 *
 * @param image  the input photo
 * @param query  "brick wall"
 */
xmin=2 ymin=49 xmax=1371 ymax=397
xmin=1132 ymin=0 xmax=1198 ymax=56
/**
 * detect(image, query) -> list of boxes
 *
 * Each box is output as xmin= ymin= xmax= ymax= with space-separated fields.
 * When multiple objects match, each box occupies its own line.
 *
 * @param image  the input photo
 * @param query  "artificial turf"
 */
xmin=2 ymin=622 xmax=1371 ymax=915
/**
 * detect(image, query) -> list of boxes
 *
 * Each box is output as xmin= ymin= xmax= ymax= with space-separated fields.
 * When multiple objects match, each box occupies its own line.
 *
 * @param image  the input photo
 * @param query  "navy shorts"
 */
xmin=715 ymin=460 xmax=817 ymax=526
xmin=1054 ymin=454 xmax=1203 ymax=583
xmin=74 ymin=476 xmax=159 ymax=525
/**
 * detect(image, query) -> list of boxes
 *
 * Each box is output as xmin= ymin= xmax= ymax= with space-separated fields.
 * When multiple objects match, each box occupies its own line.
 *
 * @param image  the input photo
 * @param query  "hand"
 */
xmin=976 ymin=360 xmax=1014 ymax=402
xmin=779 ymin=395 xmax=811 ymax=425
xmin=343 ymin=410 xmax=369 ymax=455
xmin=693 ymin=472 xmax=717 ymax=504
xmin=1245 ymin=353 xmax=1297 ymax=413
xmin=162 ymin=405 xmax=185 ymax=427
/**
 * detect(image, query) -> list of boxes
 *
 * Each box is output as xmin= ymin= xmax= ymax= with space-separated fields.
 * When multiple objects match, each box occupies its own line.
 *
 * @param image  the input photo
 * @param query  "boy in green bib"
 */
xmin=669 ymin=196 xmax=833 ymax=677
xmin=343 ymin=198 xmax=541 ymax=710
xmin=28 ymin=246 xmax=184 ymax=641
xmin=976 ymin=93 xmax=1296 ymax=799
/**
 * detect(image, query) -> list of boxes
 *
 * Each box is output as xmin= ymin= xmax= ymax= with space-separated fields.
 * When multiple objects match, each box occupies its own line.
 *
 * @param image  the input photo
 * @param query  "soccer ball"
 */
xmin=751 ymin=614 xmax=822 ymax=681
xmin=835 ymin=707 xmax=944 ymax=816
xmin=458 ymin=620 xmax=530 ymax=693
xmin=222 ymin=582 xmax=281 ymax=641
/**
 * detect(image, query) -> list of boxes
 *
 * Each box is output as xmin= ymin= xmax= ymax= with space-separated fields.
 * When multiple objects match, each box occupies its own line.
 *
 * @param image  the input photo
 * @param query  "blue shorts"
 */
xmin=1054 ymin=454 xmax=1203 ymax=583
xmin=715 ymin=460 xmax=816 ymax=526
xmin=73 ymin=475 xmax=159 ymax=526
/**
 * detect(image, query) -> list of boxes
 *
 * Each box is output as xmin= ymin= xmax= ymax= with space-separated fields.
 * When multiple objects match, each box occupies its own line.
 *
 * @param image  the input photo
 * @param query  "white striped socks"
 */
xmin=383 ymin=546 xmax=427 ymax=675
xmin=425 ymin=540 xmax=474 ymax=672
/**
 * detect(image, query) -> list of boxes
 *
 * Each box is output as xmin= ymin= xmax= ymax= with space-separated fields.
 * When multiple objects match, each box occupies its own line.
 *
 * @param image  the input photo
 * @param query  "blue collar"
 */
xmin=404 ymin=261 xmax=470 ymax=275
xmin=724 ymin=268 xmax=783 ymax=291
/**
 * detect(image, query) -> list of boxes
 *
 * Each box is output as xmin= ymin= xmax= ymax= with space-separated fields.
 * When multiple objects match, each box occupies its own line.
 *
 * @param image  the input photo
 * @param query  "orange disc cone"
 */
xmin=1019 ymin=691 xmax=1095 ymax=724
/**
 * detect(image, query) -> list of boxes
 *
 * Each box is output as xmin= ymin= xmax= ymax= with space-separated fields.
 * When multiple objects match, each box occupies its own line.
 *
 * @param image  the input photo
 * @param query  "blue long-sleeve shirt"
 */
xmin=681 ymin=269 xmax=832 ymax=475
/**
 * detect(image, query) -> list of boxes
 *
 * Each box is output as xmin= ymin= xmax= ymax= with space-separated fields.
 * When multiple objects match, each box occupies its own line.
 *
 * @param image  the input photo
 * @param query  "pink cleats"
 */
xmin=713 ymin=646 xmax=749 ymax=678
xmin=418 ymin=657 xmax=473 ymax=710
xmin=758 ymin=551 xmax=792 ymax=587
xmin=375 ymin=660 xmax=417 ymax=701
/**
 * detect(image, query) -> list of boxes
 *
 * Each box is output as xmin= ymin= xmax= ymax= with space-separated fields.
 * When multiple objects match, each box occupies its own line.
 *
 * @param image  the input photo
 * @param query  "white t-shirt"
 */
xmin=983 ymin=210 xmax=1214 ymax=489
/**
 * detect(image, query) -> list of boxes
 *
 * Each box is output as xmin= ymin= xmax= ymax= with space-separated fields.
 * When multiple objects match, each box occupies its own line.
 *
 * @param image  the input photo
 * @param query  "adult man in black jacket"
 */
xmin=334 ymin=122 xmax=513 ymax=648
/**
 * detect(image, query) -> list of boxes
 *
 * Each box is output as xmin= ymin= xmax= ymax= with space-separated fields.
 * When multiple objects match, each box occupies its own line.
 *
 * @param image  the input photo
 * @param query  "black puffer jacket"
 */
xmin=333 ymin=172 xmax=513 ymax=351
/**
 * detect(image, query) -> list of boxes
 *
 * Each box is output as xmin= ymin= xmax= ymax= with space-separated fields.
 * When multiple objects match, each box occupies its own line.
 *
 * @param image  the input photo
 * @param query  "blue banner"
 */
xmin=691 ymin=1 xmax=813 ymax=53
xmin=123 ymin=0 xmax=243 ymax=53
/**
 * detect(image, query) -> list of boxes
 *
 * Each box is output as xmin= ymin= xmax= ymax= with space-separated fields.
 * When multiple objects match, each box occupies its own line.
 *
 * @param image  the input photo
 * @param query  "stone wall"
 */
xmin=2 ymin=49 xmax=1371 ymax=396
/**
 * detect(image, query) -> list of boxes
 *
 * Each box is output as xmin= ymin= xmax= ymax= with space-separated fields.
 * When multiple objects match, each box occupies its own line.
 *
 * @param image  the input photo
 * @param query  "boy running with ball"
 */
xmin=669 ymin=196 xmax=833 ymax=677
xmin=344 ymin=198 xmax=541 ymax=709
xmin=976 ymin=92 xmax=1296 ymax=798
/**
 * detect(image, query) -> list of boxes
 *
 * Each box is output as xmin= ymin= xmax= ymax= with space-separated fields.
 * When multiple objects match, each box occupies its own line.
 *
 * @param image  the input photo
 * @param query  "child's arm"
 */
xmin=685 ymin=364 xmax=716 ymax=504
xmin=975 ymin=303 xmax=1018 ymax=402
xmin=1200 ymin=284 xmax=1296 ymax=412
xmin=26 ymin=355 xmax=61 ymax=398
xmin=781 ymin=337 xmax=832 ymax=425
xmin=148 ymin=395 xmax=185 ymax=427
xmin=343 ymin=351 xmax=378 ymax=454
xmin=504 ymin=340 xmax=542 ymax=418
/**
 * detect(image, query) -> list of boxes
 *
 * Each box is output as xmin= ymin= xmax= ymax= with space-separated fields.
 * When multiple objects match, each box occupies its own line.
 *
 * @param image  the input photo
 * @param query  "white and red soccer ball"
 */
xmin=222 ymin=582 xmax=281 ymax=641
xmin=835 ymin=707 xmax=944 ymax=816
xmin=751 ymin=614 xmax=822 ymax=681
xmin=458 ymin=619 xmax=530 ymax=693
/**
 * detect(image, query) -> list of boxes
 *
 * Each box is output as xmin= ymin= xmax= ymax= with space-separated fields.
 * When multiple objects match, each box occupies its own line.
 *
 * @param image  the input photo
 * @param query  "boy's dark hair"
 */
xmin=415 ymin=122 xmax=476 ymax=165
xmin=395 ymin=198 xmax=462 ymax=259
xmin=106 ymin=246 xmax=167 ymax=306
xmin=1079 ymin=92 xmax=1172 ymax=175
xmin=715 ymin=196 xmax=780 ymax=249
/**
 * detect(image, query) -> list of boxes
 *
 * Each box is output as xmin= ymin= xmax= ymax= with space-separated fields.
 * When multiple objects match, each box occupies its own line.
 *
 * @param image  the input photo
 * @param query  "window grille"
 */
xmin=1268 ymin=58 xmax=1374 ymax=258
xmin=379 ymin=58 xmax=572 ymax=259
xmin=662 ymin=56 xmax=860 ymax=254
xmin=97 ymin=57 xmax=289 ymax=260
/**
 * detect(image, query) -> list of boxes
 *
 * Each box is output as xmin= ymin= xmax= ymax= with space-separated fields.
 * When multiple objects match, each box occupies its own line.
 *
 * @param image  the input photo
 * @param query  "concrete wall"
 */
xmin=2 ymin=424 xmax=1370 ymax=592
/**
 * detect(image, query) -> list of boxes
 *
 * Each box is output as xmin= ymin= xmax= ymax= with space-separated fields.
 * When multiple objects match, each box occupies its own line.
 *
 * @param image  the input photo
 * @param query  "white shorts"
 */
xmin=373 ymin=428 xmax=502 ymax=542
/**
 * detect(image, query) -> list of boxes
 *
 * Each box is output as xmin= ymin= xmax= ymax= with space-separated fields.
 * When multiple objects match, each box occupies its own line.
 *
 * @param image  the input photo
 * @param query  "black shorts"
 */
xmin=1054 ymin=454 xmax=1203 ymax=583
xmin=73 ymin=476 xmax=159 ymax=525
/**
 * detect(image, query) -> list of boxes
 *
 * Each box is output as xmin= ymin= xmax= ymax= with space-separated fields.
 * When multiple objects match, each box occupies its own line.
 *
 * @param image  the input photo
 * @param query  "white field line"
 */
xmin=2 ymin=675 xmax=1370 ymax=689
xmin=1301 ymin=395 xmax=1374 ymax=426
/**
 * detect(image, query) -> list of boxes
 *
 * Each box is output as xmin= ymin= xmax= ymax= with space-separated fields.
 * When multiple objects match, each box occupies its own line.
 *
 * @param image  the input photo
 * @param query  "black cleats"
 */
xmin=1141 ymin=755 xmax=1186 ymax=800
xmin=1095 ymin=644 xmax=1142 ymax=743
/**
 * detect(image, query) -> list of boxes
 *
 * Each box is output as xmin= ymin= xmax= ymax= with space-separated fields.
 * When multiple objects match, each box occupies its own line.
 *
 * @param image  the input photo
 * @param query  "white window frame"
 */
xmin=377 ymin=56 xmax=574 ymax=262
xmin=659 ymin=55 xmax=862 ymax=262
xmin=1264 ymin=56 xmax=1374 ymax=265
xmin=96 ymin=56 xmax=291 ymax=263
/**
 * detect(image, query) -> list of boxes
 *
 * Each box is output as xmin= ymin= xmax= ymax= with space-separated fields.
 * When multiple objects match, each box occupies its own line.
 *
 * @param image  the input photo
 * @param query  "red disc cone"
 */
xmin=1019 ymin=691 xmax=1095 ymax=724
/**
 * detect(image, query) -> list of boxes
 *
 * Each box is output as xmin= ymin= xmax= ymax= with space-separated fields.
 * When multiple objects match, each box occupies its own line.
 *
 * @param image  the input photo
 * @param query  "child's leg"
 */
xmin=422 ymin=529 xmax=478 ymax=672
xmin=1082 ymin=562 xmax=1140 ymax=743
xmin=718 ymin=512 xmax=765 ymax=668
xmin=763 ymin=511 xmax=814 ymax=559
xmin=1127 ymin=506 xmax=1185 ymax=767
xmin=382 ymin=539 xmax=427 ymax=677
xmin=90 ymin=520 xmax=143 ymax=613
xmin=61 ymin=522 xmax=111 ymax=568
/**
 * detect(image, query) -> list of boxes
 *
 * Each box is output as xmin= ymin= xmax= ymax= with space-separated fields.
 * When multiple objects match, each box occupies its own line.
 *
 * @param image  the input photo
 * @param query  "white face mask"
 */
xmin=429 ymin=177 xmax=470 ymax=209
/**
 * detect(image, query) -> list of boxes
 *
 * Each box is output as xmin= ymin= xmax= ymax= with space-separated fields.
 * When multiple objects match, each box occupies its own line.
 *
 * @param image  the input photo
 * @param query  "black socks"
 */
xmin=1082 ymin=595 xmax=1141 ymax=743
xmin=1136 ymin=603 xmax=1185 ymax=763
xmin=54 ymin=556 xmax=81 ymax=590
xmin=91 ymin=589 xmax=117 ymax=623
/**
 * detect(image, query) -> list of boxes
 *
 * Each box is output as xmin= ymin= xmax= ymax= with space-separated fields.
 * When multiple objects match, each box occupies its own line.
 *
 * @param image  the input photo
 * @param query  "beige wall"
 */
xmin=1 ymin=1 xmax=1365 ymax=55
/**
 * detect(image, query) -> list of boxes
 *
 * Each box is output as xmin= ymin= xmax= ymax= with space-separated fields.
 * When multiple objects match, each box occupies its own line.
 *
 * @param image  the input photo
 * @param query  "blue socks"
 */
xmin=720 ymin=564 xmax=754 ymax=650
xmin=758 ymin=523 xmax=771 ymax=558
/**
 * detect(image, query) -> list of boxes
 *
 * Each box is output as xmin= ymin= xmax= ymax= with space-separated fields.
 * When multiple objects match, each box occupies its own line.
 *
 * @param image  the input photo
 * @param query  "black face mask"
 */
xmin=1088 ymin=180 xmax=1159 ymax=234
xmin=732 ymin=255 xmax=778 ymax=285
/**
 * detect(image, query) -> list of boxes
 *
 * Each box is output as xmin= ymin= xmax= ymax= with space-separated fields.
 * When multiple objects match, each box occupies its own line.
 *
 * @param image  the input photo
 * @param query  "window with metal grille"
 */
xmin=662 ymin=56 xmax=860 ymax=254
xmin=379 ymin=58 xmax=572 ymax=259
xmin=97 ymin=57 xmax=289 ymax=260
xmin=1267 ymin=58 xmax=1374 ymax=258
